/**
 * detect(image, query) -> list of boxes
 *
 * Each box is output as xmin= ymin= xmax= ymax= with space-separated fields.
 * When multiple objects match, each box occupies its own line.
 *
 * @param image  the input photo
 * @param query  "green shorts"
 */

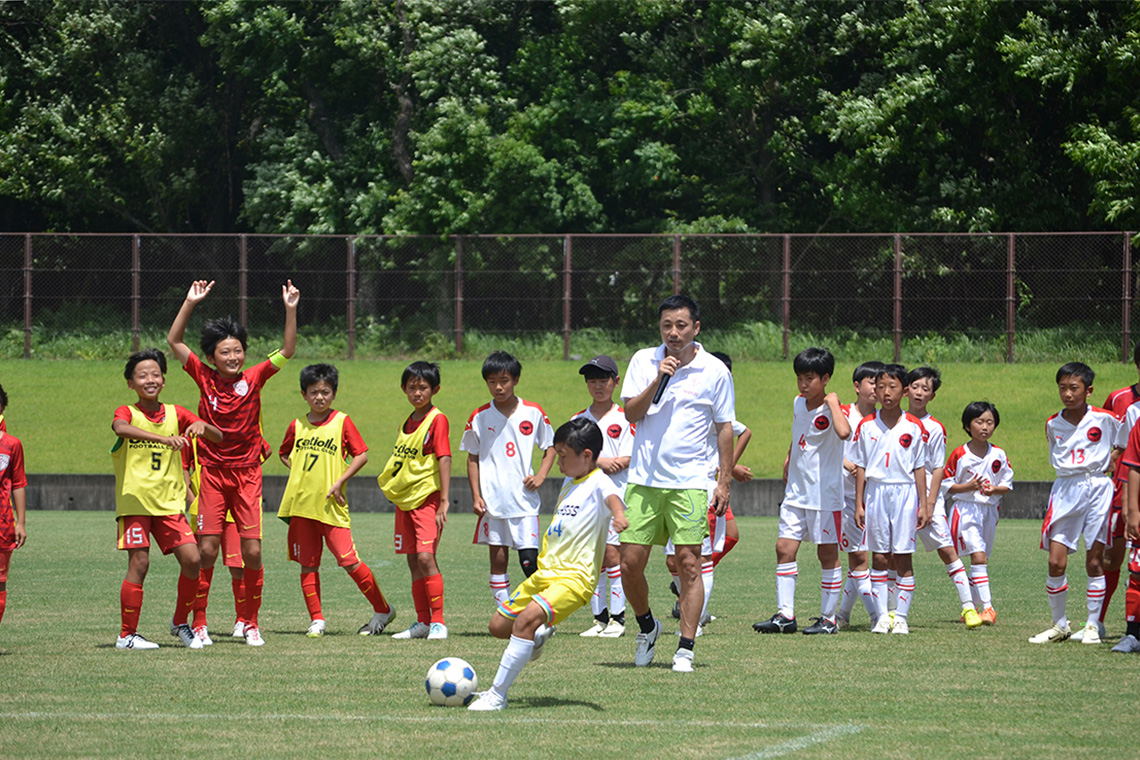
xmin=621 ymin=484 xmax=710 ymax=547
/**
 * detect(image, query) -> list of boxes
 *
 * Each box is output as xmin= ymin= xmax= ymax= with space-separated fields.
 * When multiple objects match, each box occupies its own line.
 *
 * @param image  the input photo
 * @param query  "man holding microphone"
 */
xmin=619 ymin=295 xmax=737 ymax=673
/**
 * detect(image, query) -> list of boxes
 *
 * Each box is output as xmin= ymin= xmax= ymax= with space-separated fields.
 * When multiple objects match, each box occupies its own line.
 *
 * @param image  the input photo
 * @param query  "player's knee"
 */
xmin=518 ymin=548 xmax=538 ymax=577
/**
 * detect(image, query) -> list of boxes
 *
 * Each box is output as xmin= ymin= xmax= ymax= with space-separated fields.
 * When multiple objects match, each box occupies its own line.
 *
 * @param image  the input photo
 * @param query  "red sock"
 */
xmin=173 ymin=572 xmax=198 ymax=626
xmin=411 ymin=577 xmax=429 ymax=624
xmin=192 ymin=567 xmax=213 ymax=629
xmin=243 ymin=566 xmax=264 ymax=628
xmin=231 ymin=575 xmax=246 ymax=625
xmin=348 ymin=562 xmax=390 ymax=613
xmin=712 ymin=535 xmax=740 ymax=567
xmin=1126 ymin=575 xmax=1140 ymax=623
xmin=1100 ymin=568 xmax=1121 ymax=623
xmin=301 ymin=571 xmax=323 ymax=620
xmin=0 ymin=589 xmax=7 ymax=625
xmin=424 ymin=572 xmax=445 ymax=625
xmin=120 ymin=581 xmax=144 ymax=637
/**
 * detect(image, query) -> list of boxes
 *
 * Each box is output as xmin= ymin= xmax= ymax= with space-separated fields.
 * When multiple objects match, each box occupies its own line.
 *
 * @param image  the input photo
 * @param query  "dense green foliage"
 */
xmin=2 ymin=1 xmax=1139 ymax=234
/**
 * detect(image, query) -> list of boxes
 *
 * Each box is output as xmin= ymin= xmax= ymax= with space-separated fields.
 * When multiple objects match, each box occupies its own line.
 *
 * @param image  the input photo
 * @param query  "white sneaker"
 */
xmin=244 ymin=626 xmax=265 ymax=647
xmin=835 ymin=614 xmax=850 ymax=630
xmin=232 ymin=621 xmax=246 ymax=638
xmin=427 ymin=622 xmax=448 ymax=640
xmin=672 ymin=648 xmax=694 ymax=673
xmin=598 ymin=619 xmax=626 ymax=638
xmin=1078 ymin=621 xmax=1101 ymax=645
xmin=171 ymin=622 xmax=204 ymax=650
xmin=530 ymin=624 xmax=555 ymax=662
xmin=116 ymin=633 xmax=159 ymax=650
xmin=306 ymin=619 xmax=326 ymax=638
xmin=871 ymin=615 xmax=892 ymax=634
xmin=1071 ymin=621 xmax=1106 ymax=642
xmin=391 ymin=622 xmax=430 ymax=639
xmin=468 ymin=690 xmax=507 ymax=711
xmin=193 ymin=625 xmax=213 ymax=646
xmin=634 ymin=618 xmax=662 ymax=666
xmin=358 ymin=607 xmax=396 ymax=635
xmin=1028 ymin=622 xmax=1071 ymax=644
xmin=579 ymin=620 xmax=606 ymax=637
xmin=890 ymin=617 xmax=909 ymax=635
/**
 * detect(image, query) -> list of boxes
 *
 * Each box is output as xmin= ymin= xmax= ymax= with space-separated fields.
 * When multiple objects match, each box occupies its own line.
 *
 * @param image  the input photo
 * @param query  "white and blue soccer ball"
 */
xmin=425 ymin=657 xmax=478 ymax=706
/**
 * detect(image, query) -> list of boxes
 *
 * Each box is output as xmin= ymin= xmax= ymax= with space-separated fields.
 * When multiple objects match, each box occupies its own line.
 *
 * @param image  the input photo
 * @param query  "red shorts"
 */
xmin=0 ymin=550 xmax=10 ymax=583
xmin=707 ymin=503 xmax=735 ymax=535
xmin=117 ymin=514 xmax=197 ymax=554
xmin=197 ymin=466 xmax=263 ymax=539
xmin=395 ymin=495 xmax=441 ymax=555
xmin=287 ymin=516 xmax=360 ymax=567
xmin=1108 ymin=505 xmax=1126 ymax=543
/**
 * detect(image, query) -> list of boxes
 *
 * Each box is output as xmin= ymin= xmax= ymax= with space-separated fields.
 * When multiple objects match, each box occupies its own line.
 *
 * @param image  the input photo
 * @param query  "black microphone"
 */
xmin=652 ymin=373 xmax=670 ymax=404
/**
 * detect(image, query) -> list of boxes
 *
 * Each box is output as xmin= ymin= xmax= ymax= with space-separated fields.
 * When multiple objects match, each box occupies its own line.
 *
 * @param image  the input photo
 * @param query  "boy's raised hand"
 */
xmin=187 ymin=280 xmax=214 ymax=304
xmin=282 ymin=279 xmax=300 ymax=309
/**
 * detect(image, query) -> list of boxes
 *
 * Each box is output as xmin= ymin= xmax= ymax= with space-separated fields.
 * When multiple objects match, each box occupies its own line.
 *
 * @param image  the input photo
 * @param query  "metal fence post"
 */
xmin=347 ymin=236 xmax=357 ymax=360
xmin=562 ymin=235 xmax=572 ymax=361
xmin=1123 ymin=232 xmax=1132 ymax=363
xmin=454 ymin=236 xmax=464 ymax=355
xmin=893 ymin=234 xmax=902 ymax=362
xmin=782 ymin=234 xmax=791 ymax=361
xmin=23 ymin=234 xmax=31 ymax=359
xmin=1007 ymin=234 xmax=1016 ymax=363
xmin=672 ymin=235 xmax=681 ymax=294
xmin=239 ymin=234 xmax=248 ymax=327
xmin=131 ymin=235 xmax=141 ymax=352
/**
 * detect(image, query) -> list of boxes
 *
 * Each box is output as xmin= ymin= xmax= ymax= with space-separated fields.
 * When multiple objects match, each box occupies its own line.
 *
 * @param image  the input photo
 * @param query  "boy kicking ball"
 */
xmin=469 ymin=418 xmax=628 ymax=711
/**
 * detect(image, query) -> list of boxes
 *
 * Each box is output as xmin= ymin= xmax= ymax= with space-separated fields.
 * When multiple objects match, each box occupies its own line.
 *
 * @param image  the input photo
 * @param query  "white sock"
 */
xmin=608 ymin=565 xmax=626 ymax=616
xmin=895 ymin=575 xmax=915 ymax=620
xmin=1087 ymin=574 xmax=1107 ymax=627
xmin=490 ymin=573 xmax=511 ymax=605
xmin=838 ymin=573 xmax=857 ymax=619
xmin=490 ymin=635 xmax=533 ymax=699
xmin=1047 ymin=574 xmax=1068 ymax=628
xmin=946 ymin=559 xmax=973 ymax=608
xmin=887 ymin=569 xmax=899 ymax=612
xmin=871 ymin=570 xmax=889 ymax=619
xmin=590 ymin=573 xmax=606 ymax=617
xmin=854 ymin=570 xmax=877 ymax=619
xmin=776 ymin=562 xmax=798 ymax=618
xmin=700 ymin=561 xmax=714 ymax=620
xmin=820 ymin=566 xmax=843 ymax=621
xmin=969 ymin=564 xmax=992 ymax=609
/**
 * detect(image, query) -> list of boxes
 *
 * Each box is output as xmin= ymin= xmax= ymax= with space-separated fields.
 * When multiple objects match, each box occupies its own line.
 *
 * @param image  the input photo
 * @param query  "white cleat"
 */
xmin=232 ymin=621 xmax=247 ymax=638
xmin=1028 ymin=623 xmax=1071 ymax=644
xmin=1077 ymin=621 xmax=1101 ymax=645
xmin=598 ymin=619 xmax=626 ymax=638
xmin=391 ymin=622 xmax=430 ymax=639
xmin=871 ymin=615 xmax=892 ymax=634
xmin=427 ymin=622 xmax=449 ymax=640
xmin=468 ymin=690 xmax=507 ymax=711
xmin=672 ymin=648 xmax=694 ymax=673
xmin=171 ymin=622 xmax=204 ymax=650
xmin=358 ymin=607 xmax=396 ymax=635
xmin=306 ymin=619 xmax=326 ymax=638
xmin=530 ymin=624 xmax=555 ymax=662
xmin=890 ymin=618 xmax=909 ymax=635
xmin=634 ymin=619 xmax=662 ymax=666
xmin=244 ymin=626 xmax=265 ymax=647
xmin=116 ymin=633 xmax=159 ymax=650
xmin=579 ymin=620 xmax=606 ymax=637
xmin=193 ymin=625 xmax=213 ymax=646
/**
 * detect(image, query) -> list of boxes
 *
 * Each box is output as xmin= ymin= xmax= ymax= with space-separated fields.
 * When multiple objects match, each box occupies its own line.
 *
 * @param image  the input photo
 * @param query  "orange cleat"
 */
xmin=980 ymin=607 xmax=997 ymax=625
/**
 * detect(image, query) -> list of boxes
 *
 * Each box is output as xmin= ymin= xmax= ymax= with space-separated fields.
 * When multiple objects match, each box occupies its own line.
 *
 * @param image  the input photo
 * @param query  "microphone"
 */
xmin=652 ymin=373 xmax=670 ymax=404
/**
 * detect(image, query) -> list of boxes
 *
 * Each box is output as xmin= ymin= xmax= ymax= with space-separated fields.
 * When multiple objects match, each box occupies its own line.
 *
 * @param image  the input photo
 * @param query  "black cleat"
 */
xmin=668 ymin=580 xmax=680 ymax=598
xmin=752 ymin=613 xmax=797 ymax=633
xmin=801 ymin=617 xmax=839 ymax=635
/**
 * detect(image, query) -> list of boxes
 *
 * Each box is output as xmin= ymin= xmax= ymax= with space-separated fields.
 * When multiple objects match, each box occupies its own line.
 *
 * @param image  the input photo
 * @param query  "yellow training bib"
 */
xmin=378 ymin=407 xmax=442 ymax=510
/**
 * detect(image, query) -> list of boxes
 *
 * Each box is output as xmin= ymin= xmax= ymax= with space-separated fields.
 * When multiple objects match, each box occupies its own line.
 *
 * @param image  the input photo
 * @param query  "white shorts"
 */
xmin=840 ymin=497 xmax=866 ymax=553
xmin=663 ymin=509 xmax=725 ymax=557
xmin=1041 ymin=475 xmax=1113 ymax=554
xmin=606 ymin=516 xmax=621 ymax=547
xmin=865 ymin=481 xmax=919 ymax=555
xmin=949 ymin=501 xmax=997 ymax=557
xmin=473 ymin=514 xmax=541 ymax=550
xmin=778 ymin=504 xmax=842 ymax=546
xmin=917 ymin=507 xmax=953 ymax=552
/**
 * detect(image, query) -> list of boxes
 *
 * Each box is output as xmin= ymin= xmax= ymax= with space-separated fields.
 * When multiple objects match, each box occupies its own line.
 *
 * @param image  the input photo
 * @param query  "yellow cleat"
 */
xmin=961 ymin=607 xmax=983 ymax=629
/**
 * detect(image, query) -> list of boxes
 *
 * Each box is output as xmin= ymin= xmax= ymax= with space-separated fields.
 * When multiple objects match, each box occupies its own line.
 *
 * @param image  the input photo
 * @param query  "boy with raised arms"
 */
xmin=168 ymin=278 xmax=299 ymax=647
xmin=112 ymin=349 xmax=222 ymax=650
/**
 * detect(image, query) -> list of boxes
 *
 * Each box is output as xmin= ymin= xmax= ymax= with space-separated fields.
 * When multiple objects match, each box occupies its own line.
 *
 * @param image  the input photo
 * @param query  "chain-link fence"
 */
xmin=0 ymin=232 xmax=1133 ymax=362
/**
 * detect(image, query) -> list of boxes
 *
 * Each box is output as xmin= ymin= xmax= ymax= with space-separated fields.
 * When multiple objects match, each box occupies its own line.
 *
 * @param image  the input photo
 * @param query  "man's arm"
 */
xmin=167 ymin=280 xmax=213 ymax=366
xmin=280 ymin=280 xmax=300 ymax=359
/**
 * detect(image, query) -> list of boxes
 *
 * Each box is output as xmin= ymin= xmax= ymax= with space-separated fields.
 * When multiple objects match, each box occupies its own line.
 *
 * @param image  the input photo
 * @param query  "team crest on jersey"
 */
xmin=813 ymin=416 xmax=830 ymax=431
xmin=607 ymin=424 xmax=622 ymax=439
xmin=899 ymin=434 xmax=913 ymax=449
xmin=0 ymin=454 xmax=8 ymax=472
xmin=519 ymin=421 xmax=534 ymax=435
xmin=234 ymin=378 xmax=249 ymax=397
xmin=991 ymin=459 xmax=1002 ymax=473
xmin=1087 ymin=427 xmax=1102 ymax=442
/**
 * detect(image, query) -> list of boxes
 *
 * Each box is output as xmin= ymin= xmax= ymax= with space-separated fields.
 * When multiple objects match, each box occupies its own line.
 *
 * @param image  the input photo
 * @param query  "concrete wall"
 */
xmin=27 ymin=474 xmax=1055 ymax=520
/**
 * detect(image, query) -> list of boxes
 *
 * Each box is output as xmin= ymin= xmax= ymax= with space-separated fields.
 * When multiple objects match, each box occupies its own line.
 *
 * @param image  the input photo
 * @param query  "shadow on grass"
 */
xmin=513 ymin=695 xmax=604 ymax=711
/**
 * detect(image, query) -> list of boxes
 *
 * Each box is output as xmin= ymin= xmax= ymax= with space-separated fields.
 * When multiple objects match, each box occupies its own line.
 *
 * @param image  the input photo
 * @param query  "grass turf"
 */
xmin=0 ymin=513 xmax=1132 ymax=758
xmin=0 ymin=358 xmax=1136 ymax=481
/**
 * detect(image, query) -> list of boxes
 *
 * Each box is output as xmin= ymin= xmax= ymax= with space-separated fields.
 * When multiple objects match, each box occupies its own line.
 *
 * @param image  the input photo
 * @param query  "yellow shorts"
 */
xmin=496 ymin=568 xmax=593 ymax=626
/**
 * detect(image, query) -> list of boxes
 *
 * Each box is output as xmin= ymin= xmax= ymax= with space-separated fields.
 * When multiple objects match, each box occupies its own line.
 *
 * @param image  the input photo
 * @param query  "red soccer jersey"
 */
xmin=402 ymin=407 xmax=451 ymax=459
xmin=278 ymin=410 xmax=369 ymax=459
xmin=0 ymin=432 xmax=27 ymax=551
xmin=183 ymin=352 xmax=280 ymax=468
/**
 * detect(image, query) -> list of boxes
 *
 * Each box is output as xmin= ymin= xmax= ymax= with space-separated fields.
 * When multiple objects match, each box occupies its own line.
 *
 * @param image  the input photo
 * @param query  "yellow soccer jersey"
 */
xmin=278 ymin=411 xmax=356 ymax=528
xmin=539 ymin=469 xmax=622 ymax=583
xmin=111 ymin=404 xmax=189 ymax=518
xmin=378 ymin=407 xmax=443 ymax=510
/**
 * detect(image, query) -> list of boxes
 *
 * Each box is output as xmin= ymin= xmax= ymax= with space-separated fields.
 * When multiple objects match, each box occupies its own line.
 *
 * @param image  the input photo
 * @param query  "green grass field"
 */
xmin=0 ymin=513 xmax=1131 ymax=758
xmin=0 ymin=358 xmax=1136 ymax=481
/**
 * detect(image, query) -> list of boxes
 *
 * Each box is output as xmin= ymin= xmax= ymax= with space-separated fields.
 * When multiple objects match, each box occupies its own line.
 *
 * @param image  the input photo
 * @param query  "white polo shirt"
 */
xmin=621 ymin=343 xmax=736 ymax=490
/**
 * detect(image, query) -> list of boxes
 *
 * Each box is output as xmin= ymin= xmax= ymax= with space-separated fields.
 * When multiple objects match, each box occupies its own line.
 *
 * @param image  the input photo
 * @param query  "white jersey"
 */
xmin=852 ymin=411 xmax=928 ymax=485
xmin=461 ymin=397 xmax=554 ymax=519
xmin=784 ymin=396 xmax=845 ymax=512
xmin=841 ymin=403 xmax=866 ymax=502
xmin=1114 ymin=402 xmax=1140 ymax=450
xmin=621 ymin=343 xmax=736 ymax=490
xmin=704 ymin=418 xmax=747 ymax=483
xmin=943 ymin=443 xmax=1013 ymax=508
xmin=916 ymin=412 xmax=947 ymax=512
xmin=540 ymin=469 xmax=622 ymax=582
xmin=1046 ymin=405 xmax=1119 ymax=477
xmin=572 ymin=404 xmax=634 ymax=491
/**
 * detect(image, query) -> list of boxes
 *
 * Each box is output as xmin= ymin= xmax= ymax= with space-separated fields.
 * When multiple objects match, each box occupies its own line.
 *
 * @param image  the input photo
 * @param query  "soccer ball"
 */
xmin=425 ymin=657 xmax=478 ymax=706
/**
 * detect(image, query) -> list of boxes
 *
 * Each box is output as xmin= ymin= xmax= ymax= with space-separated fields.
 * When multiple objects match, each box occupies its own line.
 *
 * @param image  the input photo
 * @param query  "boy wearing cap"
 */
xmin=572 ymin=356 xmax=634 ymax=637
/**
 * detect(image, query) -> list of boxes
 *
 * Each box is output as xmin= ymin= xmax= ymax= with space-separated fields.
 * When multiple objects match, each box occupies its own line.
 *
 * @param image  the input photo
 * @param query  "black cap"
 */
xmin=579 ymin=355 xmax=619 ymax=378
